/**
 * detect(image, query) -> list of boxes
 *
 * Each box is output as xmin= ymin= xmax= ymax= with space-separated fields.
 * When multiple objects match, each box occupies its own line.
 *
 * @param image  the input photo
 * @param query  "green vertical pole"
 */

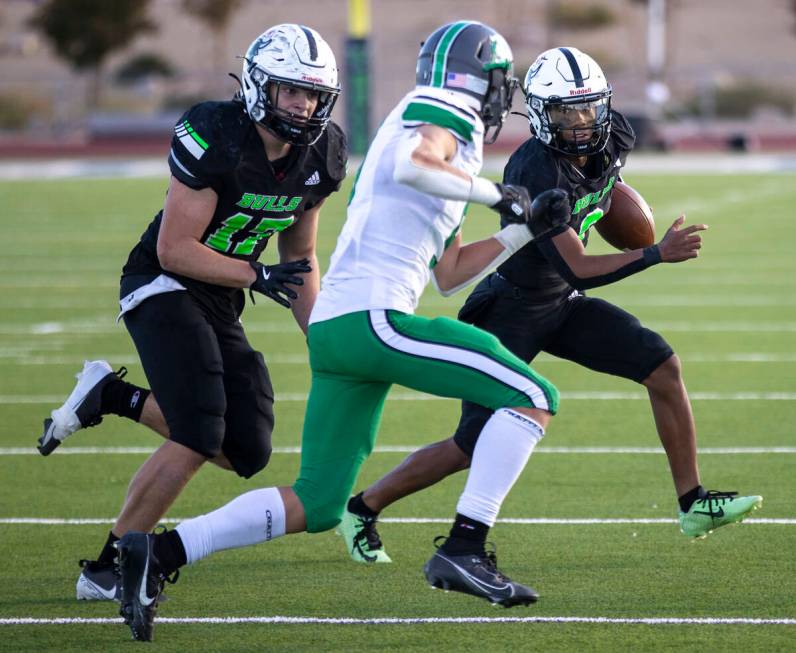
xmin=346 ymin=0 xmax=371 ymax=155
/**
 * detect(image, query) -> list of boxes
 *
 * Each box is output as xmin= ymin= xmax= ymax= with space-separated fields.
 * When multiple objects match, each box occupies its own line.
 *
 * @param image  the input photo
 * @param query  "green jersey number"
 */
xmin=577 ymin=208 xmax=604 ymax=241
xmin=205 ymin=213 xmax=295 ymax=255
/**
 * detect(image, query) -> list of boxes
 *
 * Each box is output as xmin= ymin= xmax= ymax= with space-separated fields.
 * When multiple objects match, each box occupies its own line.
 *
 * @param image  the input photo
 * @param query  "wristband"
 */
xmin=494 ymin=223 xmax=533 ymax=255
xmin=643 ymin=245 xmax=662 ymax=265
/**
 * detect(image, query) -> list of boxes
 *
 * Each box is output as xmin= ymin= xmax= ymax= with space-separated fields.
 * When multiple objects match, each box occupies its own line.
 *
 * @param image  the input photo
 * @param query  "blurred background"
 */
xmin=0 ymin=0 xmax=795 ymax=158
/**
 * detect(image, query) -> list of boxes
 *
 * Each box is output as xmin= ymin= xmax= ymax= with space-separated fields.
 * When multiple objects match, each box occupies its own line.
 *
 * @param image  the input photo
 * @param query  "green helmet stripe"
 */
xmin=431 ymin=21 xmax=470 ymax=88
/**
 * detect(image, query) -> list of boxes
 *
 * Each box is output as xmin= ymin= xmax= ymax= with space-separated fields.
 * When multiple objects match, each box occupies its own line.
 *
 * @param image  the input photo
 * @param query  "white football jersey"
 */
xmin=310 ymin=86 xmax=484 ymax=324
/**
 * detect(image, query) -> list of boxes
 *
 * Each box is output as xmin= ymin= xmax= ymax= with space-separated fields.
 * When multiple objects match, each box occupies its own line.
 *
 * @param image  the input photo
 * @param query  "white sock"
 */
xmin=175 ymin=487 xmax=286 ymax=565
xmin=456 ymin=408 xmax=545 ymax=527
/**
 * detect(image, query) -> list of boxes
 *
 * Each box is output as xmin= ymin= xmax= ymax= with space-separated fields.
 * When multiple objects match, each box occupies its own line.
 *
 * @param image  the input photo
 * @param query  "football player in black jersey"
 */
xmin=338 ymin=47 xmax=761 ymax=563
xmin=35 ymin=24 xmax=348 ymax=601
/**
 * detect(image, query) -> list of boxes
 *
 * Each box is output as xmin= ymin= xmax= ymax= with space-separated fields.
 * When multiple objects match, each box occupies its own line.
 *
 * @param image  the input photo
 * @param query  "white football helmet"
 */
xmin=241 ymin=24 xmax=340 ymax=146
xmin=524 ymin=47 xmax=612 ymax=156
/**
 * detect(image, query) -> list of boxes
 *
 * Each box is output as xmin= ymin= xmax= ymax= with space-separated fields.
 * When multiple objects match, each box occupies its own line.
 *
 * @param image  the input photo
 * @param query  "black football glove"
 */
xmin=527 ymin=188 xmax=571 ymax=239
xmin=491 ymin=183 xmax=533 ymax=223
xmin=248 ymin=259 xmax=312 ymax=308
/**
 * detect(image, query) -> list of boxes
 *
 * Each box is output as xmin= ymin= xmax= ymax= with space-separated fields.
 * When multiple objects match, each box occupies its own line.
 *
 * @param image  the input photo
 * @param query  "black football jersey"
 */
xmin=121 ymin=100 xmax=347 ymax=320
xmin=497 ymin=111 xmax=635 ymax=301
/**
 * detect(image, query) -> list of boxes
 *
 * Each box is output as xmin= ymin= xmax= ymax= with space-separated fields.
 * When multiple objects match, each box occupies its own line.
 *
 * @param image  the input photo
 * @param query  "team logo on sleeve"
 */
xmin=175 ymin=120 xmax=209 ymax=159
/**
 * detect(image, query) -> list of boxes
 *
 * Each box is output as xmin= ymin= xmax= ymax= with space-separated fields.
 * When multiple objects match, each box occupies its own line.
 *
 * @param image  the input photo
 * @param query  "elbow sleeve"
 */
xmin=393 ymin=132 xmax=501 ymax=205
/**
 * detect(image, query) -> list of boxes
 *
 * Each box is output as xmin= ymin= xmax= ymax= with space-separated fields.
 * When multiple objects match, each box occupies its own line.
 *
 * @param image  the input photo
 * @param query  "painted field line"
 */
xmin=6 ymin=321 xmax=796 ymax=336
xmin=0 ymin=517 xmax=791 ymax=526
xmin=3 ymin=278 xmax=794 ymax=291
xmin=5 ymin=353 xmax=796 ymax=366
xmin=1 ymin=615 xmax=794 ymax=626
xmin=421 ymin=296 xmax=796 ymax=308
xmin=5 ymin=296 xmax=796 ymax=310
xmin=2 ymin=353 xmax=309 ymax=365
xmin=2 ymin=445 xmax=795 ymax=457
xmin=4 ymin=391 xmax=796 ymax=405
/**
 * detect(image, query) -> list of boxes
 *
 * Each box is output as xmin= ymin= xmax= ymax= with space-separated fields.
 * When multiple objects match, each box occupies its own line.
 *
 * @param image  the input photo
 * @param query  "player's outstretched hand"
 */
xmin=657 ymin=215 xmax=708 ymax=262
xmin=491 ymin=183 xmax=532 ymax=223
xmin=528 ymin=188 xmax=571 ymax=239
xmin=249 ymin=259 xmax=312 ymax=308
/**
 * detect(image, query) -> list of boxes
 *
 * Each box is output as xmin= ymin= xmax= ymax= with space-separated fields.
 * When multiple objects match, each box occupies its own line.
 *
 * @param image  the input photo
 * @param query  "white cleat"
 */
xmin=37 ymin=360 xmax=119 ymax=455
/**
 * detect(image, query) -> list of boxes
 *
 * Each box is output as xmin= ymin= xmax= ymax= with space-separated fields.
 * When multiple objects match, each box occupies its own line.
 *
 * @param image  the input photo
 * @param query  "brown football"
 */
xmin=595 ymin=181 xmax=655 ymax=250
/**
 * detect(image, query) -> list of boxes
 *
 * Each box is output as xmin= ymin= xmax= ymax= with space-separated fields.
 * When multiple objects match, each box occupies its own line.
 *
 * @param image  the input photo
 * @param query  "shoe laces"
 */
xmin=354 ymin=514 xmax=384 ymax=551
xmin=79 ymin=557 xmax=120 ymax=577
xmin=432 ymin=537 xmax=510 ymax=582
xmin=151 ymin=525 xmax=180 ymax=586
xmin=482 ymin=542 xmax=511 ymax=582
xmin=693 ymin=490 xmax=739 ymax=515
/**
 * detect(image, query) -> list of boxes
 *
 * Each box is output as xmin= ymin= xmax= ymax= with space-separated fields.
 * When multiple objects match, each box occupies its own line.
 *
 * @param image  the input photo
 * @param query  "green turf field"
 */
xmin=1 ymin=171 xmax=794 ymax=651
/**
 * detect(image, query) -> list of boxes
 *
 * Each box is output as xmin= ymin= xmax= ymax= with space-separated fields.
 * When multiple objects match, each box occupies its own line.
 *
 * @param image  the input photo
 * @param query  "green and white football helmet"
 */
xmin=416 ymin=21 xmax=518 ymax=143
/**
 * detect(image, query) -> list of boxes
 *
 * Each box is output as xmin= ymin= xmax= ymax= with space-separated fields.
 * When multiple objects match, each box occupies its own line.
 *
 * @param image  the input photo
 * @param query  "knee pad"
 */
xmin=169 ymin=410 xmax=226 ymax=460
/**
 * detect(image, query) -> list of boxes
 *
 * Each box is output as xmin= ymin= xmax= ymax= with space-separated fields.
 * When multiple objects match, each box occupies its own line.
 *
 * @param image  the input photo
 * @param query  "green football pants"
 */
xmin=293 ymin=309 xmax=559 ymax=532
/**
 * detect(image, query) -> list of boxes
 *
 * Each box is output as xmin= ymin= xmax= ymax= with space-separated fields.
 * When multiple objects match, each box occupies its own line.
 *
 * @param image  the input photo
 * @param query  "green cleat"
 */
xmin=679 ymin=490 xmax=763 ymax=538
xmin=336 ymin=505 xmax=392 ymax=564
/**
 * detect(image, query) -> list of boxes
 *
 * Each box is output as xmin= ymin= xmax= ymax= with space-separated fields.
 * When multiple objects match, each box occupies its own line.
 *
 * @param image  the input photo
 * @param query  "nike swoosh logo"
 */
xmin=262 ymin=270 xmax=271 ymax=280
xmin=352 ymin=539 xmax=377 ymax=563
xmin=439 ymin=554 xmax=512 ymax=594
xmin=694 ymin=507 xmax=725 ymax=518
xmin=79 ymin=575 xmax=117 ymax=600
xmin=138 ymin=553 xmax=157 ymax=606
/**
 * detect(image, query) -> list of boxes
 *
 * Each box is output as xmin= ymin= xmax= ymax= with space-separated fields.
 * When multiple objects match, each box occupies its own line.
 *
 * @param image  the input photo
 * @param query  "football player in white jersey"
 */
xmin=112 ymin=21 xmax=571 ymax=641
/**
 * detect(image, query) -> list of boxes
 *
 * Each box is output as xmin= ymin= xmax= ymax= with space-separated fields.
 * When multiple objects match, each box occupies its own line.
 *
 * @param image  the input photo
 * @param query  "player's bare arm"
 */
xmin=431 ymin=233 xmax=504 ymax=293
xmin=397 ymin=125 xmax=567 ymax=295
xmin=548 ymin=214 xmax=706 ymax=287
xmin=157 ymin=176 xmax=257 ymax=287
xmin=277 ymin=199 xmax=324 ymax=334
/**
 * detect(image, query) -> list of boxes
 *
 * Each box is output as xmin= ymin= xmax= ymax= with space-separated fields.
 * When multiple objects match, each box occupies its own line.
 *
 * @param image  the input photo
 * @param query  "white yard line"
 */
xmin=1 ymin=153 xmax=794 ymax=181
xmin=4 ymin=353 xmax=796 ymax=365
xmin=0 ymin=517 xmax=790 ymax=526
xmin=1 ymin=446 xmax=794 ymax=456
xmin=4 ymin=391 xmax=796 ymax=404
xmin=5 ymin=320 xmax=796 ymax=336
xmin=1 ymin=615 xmax=794 ymax=626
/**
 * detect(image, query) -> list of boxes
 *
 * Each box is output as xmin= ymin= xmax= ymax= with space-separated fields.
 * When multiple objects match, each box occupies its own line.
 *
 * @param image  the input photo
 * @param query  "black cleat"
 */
xmin=37 ymin=360 xmax=126 ymax=455
xmin=423 ymin=537 xmax=538 ymax=607
xmin=116 ymin=531 xmax=178 ymax=642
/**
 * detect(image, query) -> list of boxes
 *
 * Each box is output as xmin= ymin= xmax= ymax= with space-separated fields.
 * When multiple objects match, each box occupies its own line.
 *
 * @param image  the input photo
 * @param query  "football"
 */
xmin=595 ymin=181 xmax=655 ymax=250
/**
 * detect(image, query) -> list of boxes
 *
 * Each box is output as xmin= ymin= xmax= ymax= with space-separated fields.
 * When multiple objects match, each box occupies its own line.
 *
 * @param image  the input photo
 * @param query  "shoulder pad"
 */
xmin=609 ymin=111 xmax=636 ymax=152
xmin=322 ymin=121 xmax=348 ymax=182
xmin=503 ymin=139 xmax=559 ymax=195
xmin=180 ymin=101 xmax=248 ymax=159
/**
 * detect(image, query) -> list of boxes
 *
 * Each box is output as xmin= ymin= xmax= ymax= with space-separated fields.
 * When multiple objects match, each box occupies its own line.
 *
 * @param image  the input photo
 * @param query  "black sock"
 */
xmin=153 ymin=529 xmax=187 ymax=577
xmin=440 ymin=513 xmax=489 ymax=556
xmin=97 ymin=531 xmax=120 ymax=565
xmin=678 ymin=485 xmax=707 ymax=512
xmin=100 ymin=379 xmax=150 ymax=422
xmin=348 ymin=492 xmax=378 ymax=518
